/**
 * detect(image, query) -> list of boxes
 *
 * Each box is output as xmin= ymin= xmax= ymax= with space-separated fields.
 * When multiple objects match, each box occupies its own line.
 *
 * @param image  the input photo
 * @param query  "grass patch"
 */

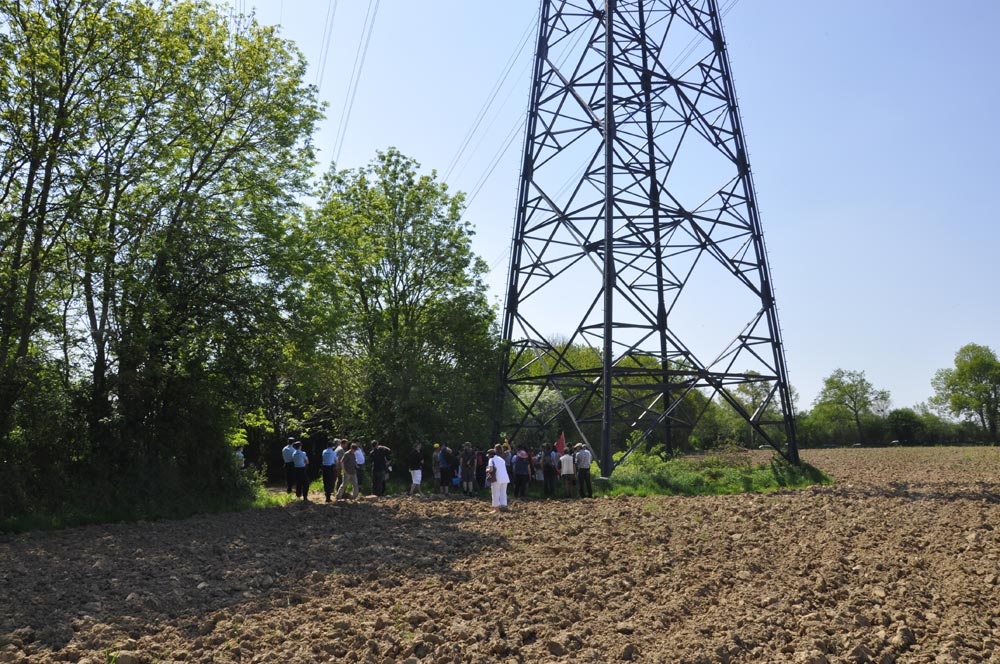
xmin=0 ymin=474 xmax=286 ymax=534
xmin=599 ymin=449 xmax=830 ymax=497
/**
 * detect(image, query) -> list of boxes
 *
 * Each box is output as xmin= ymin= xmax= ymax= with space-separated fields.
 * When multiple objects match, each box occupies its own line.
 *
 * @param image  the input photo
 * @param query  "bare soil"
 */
xmin=2 ymin=447 xmax=1000 ymax=664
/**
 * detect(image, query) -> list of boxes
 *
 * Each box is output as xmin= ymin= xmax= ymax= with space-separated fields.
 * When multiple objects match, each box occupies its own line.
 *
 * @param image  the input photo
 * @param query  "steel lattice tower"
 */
xmin=496 ymin=0 xmax=799 ymax=474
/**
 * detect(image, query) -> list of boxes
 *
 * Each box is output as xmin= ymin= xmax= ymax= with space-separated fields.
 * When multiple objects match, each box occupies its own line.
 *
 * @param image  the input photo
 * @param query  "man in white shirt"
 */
xmin=354 ymin=444 xmax=366 ymax=495
xmin=574 ymin=443 xmax=593 ymax=498
xmin=559 ymin=447 xmax=576 ymax=498
xmin=281 ymin=438 xmax=296 ymax=494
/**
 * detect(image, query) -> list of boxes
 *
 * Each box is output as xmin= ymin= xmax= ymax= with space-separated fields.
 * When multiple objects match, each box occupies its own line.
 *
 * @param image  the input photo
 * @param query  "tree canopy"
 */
xmin=931 ymin=343 xmax=1000 ymax=443
xmin=302 ymin=148 xmax=498 ymax=446
xmin=812 ymin=369 xmax=890 ymax=445
xmin=0 ymin=0 xmax=321 ymax=519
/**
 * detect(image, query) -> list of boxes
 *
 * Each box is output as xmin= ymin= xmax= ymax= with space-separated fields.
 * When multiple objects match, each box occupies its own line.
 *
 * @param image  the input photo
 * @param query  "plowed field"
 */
xmin=3 ymin=447 xmax=1000 ymax=663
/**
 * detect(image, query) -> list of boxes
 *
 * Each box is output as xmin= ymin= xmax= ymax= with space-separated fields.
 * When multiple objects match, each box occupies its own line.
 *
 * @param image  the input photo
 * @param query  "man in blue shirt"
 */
xmin=292 ymin=441 xmax=309 ymax=502
xmin=282 ymin=438 xmax=296 ymax=493
xmin=321 ymin=440 xmax=338 ymax=502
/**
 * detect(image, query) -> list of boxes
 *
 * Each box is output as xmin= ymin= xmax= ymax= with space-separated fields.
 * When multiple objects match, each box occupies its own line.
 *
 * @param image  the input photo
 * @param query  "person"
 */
xmin=542 ymin=444 xmax=558 ymax=497
xmin=370 ymin=440 xmax=392 ymax=497
xmin=574 ymin=443 xmax=593 ymax=498
xmin=321 ymin=440 xmax=338 ymax=502
xmin=331 ymin=438 xmax=345 ymax=495
xmin=487 ymin=444 xmax=510 ymax=512
xmin=354 ymin=442 xmax=366 ymax=495
xmin=407 ymin=442 xmax=424 ymax=496
xmin=460 ymin=442 xmax=476 ymax=496
xmin=336 ymin=442 xmax=360 ymax=500
xmin=559 ymin=445 xmax=576 ymax=498
xmin=282 ymin=437 xmax=296 ymax=493
xmin=234 ymin=446 xmax=245 ymax=469
xmin=431 ymin=443 xmax=441 ymax=490
xmin=475 ymin=447 xmax=488 ymax=490
xmin=292 ymin=441 xmax=309 ymax=502
xmin=512 ymin=447 xmax=532 ymax=498
xmin=439 ymin=443 xmax=455 ymax=495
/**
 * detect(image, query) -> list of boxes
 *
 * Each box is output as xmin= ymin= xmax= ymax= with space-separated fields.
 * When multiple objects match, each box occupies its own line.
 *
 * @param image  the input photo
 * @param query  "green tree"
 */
xmin=0 ymin=0 xmax=321 ymax=518
xmin=931 ymin=343 xmax=1000 ymax=443
xmin=305 ymin=148 xmax=497 ymax=445
xmin=886 ymin=408 xmax=924 ymax=445
xmin=813 ymin=369 xmax=889 ymax=445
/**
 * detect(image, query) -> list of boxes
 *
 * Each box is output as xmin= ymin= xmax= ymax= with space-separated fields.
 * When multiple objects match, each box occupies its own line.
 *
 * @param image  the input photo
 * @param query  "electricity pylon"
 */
xmin=496 ymin=0 xmax=799 ymax=475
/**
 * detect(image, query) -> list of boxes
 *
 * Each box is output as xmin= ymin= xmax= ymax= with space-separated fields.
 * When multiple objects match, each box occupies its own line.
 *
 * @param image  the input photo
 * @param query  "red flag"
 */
xmin=555 ymin=431 xmax=565 ymax=454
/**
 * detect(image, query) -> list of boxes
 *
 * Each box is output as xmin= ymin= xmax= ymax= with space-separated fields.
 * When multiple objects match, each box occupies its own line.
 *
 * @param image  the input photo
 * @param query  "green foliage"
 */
xmin=301 ymin=148 xmax=498 ymax=446
xmin=0 ymin=0 xmax=321 ymax=521
xmin=603 ymin=447 xmax=829 ymax=497
xmin=931 ymin=343 xmax=1000 ymax=443
xmin=812 ymin=369 xmax=890 ymax=445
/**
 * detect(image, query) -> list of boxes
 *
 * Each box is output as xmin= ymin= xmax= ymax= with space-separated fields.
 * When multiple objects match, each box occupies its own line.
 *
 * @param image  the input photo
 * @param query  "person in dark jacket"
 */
xmin=370 ymin=440 xmax=392 ymax=496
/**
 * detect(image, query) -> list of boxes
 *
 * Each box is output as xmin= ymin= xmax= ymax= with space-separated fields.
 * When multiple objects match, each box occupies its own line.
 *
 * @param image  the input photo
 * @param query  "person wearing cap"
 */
xmin=574 ymin=443 xmax=593 ymax=498
xmin=511 ymin=446 xmax=533 ymax=498
xmin=321 ymin=440 xmax=338 ymax=502
xmin=282 ymin=438 xmax=296 ymax=493
xmin=336 ymin=442 xmax=360 ymax=500
xmin=559 ymin=444 xmax=576 ymax=498
xmin=487 ymin=444 xmax=510 ymax=512
xmin=407 ymin=442 xmax=424 ymax=496
xmin=292 ymin=441 xmax=309 ymax=502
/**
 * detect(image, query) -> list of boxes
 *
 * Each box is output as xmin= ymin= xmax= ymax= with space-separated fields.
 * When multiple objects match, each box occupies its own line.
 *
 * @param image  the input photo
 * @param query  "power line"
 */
xmin=332 ymin=0 xmax=380 ymax=165
xmin=443 ymin=17 xmax=536 ymax=182
xmin=315 ymin=0 xmax=338 ymax=94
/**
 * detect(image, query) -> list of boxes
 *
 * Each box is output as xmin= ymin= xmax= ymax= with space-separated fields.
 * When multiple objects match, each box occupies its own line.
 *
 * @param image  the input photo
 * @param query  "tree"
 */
xmin=0 ymin=0 xmax=321 ymax=518
xmin=813 ymin=369 xmax=890 ymax=445
xmin=305 ymin=148 xmax=498 ymax=445
xmin=886 ymin=408 xmax=924 ymax=445
xmin=931 ymin=343 xmax=1000 ymax=443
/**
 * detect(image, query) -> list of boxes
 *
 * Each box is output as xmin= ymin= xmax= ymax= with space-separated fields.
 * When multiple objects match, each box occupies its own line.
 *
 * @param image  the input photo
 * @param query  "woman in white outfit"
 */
xmin=487 ymin=444 xmax=510 ymax=511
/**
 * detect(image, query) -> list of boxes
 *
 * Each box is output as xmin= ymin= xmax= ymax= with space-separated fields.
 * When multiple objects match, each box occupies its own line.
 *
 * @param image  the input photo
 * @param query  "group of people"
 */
xmin=411 ymin=439 xmax=595 ymax=511
xmin=281 ymin=437 xmax=392 ymax=503
xmin=279 ymin=435 xmax=596 ymax=510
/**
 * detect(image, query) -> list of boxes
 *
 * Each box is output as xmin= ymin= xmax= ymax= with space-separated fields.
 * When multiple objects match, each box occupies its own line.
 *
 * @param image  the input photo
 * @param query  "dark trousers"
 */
xmin=322 ymin=465 xmax=336 ymax=499
xmin=578 ymin=467 xmax=593 ymax=498
xmin=285 ymin=462 xmax=294 ymax=493
xmin=562 ymin=474 xmax=576 ymax=498
xmin=543 ymin=469 xmax=557 ymax=496
xmin=513 ymin=474 xmax=529 ymax=497
xmin=372 ymin=466 xmax=386 ymax=496
xmin=356 ymin=465 xmax=365 ymax=494
xmin=295 ymin=466 xmax=309 ymax=500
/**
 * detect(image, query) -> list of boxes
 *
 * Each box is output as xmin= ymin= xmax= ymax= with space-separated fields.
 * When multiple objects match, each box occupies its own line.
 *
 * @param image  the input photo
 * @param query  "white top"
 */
xmin=488 ymin=455 xmax=510 ymax=483
xmin=355 ymin=448 xmax=366 ymax=465
xmin=559 ymin=453 xmax=575 ymax=476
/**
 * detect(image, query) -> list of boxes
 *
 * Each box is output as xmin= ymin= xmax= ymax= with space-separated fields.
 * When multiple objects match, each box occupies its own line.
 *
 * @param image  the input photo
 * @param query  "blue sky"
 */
xmin=234 ymin=0 xmax=1000 ymax=412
